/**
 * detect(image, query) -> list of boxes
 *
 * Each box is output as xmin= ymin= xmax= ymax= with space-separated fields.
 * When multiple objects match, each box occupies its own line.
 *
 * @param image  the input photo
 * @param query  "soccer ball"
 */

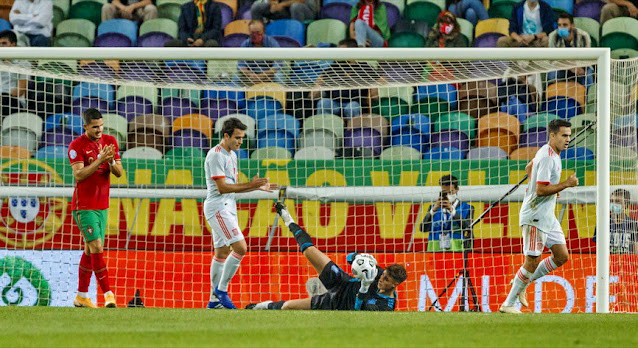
xmin=351 ymin=253 xmax=377 ymax=280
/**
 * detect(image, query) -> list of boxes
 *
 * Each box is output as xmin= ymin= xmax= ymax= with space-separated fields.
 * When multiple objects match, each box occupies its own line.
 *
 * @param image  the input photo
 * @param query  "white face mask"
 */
xmin=610 ymin=203 xmax=624 ymax=214
xmin=447 ymin=193 xmax=457 ymax=202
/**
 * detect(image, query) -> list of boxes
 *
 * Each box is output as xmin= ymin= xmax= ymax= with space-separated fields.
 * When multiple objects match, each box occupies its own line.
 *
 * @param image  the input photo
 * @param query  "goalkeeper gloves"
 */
xmin=358 ymin=266 xmax=378 ymax=294
xmin=346 ymin=252 xmax=359 ymax=265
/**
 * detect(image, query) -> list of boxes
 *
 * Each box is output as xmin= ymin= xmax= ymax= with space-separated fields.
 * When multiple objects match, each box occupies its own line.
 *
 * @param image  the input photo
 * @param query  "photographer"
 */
xmin=420 ymin=175 xmax=474 ymax=251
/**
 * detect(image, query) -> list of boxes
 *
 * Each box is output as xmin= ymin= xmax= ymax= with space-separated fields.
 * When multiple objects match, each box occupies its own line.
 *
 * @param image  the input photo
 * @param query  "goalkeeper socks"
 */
xmin=530 ymin=257 xmax=558 ymax=282
xmin=78 ymin=252 xmax=93 ymax=293
xmin=90 ymin=252 xmax=111 ymax=293
xmin=503 ymin=267 xmax=532 ymax=306
xmin=210 ymin=256 xmax=226 ymax=301
xmin=290 ymin=223 xmax=313 ymax=253
xmin=217 ymin=251 xmax=243 ymax=292
xmin=267 ymin=301 xmax=286 ymax=310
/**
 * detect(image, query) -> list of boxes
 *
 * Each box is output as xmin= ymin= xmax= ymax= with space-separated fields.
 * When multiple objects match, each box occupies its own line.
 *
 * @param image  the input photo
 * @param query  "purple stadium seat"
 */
xmin=78 ymin=61 xmax=117 ymax=80
xmin=320 ymin=2 xmax=352 ymax=24
xmin=172 ymin=129 xmax=210 ymax=149
xmin=574 ymin=0 xmax=603 ymax=21
xmin=120 ymin=61 xmax=159 ymax=82
xmin=430 ymin=130 xmax=470 ymax=151
xmin=162 ymin=97 xmax=197 ymax=121
xmin=383 ymin=2 xmax=400 ymax=29
xmin=237 ymin=2 xmax=252 ymax=19
xmin=202 ymin=88 xmax=246 ymax=108
xmin=274 ymin=36 xmax=302 ymax=47
xmin=379 ymin=61 xmax=421 ymax=83
xmin=200 ymin=99 xmax=237 ymax=121
xmin=520 ymin=129 xmax=548 ymax=147
xmin=343 ymin=128 xmax=384 ymax=158
xmin=222 ymin=33 xmax=249 ymax=47
xmin=138 ymin=32 xmax=173 ymax=47
xmin=219 ymin=3 xmax=233 ymax=29
xmin=41 ymin=128 xmax=76 ymax=147
xmin=72 ymin=98 xmax=110 ymax=116
xmin=115 ymin=96 xmax=155 ymax=121
xmin=424 ymin=146 xmax=466 ymax=160
xmin=164 ymin=63 xmax=207 ymax=84
xmin=612 ymin=126 xmax=636 ymax=148
xmin=473 ymin=33 xmax=503 ymax=48
xmin=94 ymin=33 xmax=133 ymax=47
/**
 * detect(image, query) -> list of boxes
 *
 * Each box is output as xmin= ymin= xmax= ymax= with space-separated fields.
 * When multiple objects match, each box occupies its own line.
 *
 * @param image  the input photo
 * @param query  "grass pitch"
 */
xmin=1 ymin=307 xmax=637 ymax=347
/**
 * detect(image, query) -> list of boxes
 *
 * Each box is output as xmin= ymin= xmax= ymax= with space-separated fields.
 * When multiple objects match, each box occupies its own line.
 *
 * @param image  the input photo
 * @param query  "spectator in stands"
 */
xmin=600 ymin=0 xmax=638 ymax=25
xmin=9 ymin=0 xmax=52 ymax=47
xmin=594 ymin=189 xmax=638 ymax=254
xmin=425 ymin=11 xmax=467 ymax=47
xmin=235 ymin=20 xmax=283 ymax=85
xmin=548 ymin=13 xmax=593 ymax=87
xmin=102 ymin=0 xmax=158 ymax=22
xmin=0 ymin=31 xmax=30 ymax=117
xmin=497 ymin=0 xmax=556 ymax=48
xmin=420 ymin=175 xmax=474 ymax=252
xmin=165 ymin=0 xmax=222 ymax=47
xmin=349 ymin=0 xmax=390 ymax=47
xmin=311 ymin=38 xmax=379 ymax=118
xmin=251 ymin=0 xmax=318 ymax=23
xmin=447 ymin=0 xmax=488 ymax=26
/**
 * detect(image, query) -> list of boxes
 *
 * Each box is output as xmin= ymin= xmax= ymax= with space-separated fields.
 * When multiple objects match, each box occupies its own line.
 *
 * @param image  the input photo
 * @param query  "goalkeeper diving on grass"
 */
xmin=246 ymin=203 xmax=408 ymax=311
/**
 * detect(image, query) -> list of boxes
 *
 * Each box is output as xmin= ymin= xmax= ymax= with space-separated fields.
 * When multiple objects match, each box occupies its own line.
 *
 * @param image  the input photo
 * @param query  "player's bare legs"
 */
xmin=281 ymin=298 xmax=312 ymax=310
xmin=302 ymin=246 xmax=332 ymax=275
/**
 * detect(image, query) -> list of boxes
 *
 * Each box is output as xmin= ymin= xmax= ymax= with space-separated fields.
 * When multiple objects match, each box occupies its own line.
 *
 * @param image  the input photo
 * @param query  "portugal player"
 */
xmin=68 ymin=108 xmax=123 ymax=308
xmin=500 ymin=119 xmax=578 ymax=313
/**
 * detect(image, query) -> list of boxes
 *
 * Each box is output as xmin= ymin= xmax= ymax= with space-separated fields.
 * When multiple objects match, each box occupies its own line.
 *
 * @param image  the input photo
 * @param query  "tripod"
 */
xmin=428 ymin=229 xmax=481 ymax=312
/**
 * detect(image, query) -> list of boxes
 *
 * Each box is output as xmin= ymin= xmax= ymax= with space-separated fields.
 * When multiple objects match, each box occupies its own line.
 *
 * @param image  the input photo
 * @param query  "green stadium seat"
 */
xmin=523 ymin=112 xmax=560 ymax=132
xmin=388 ymin=31 xmax=425 ymax=47
xmin=102 ymin=113 xmax=128 ymax=148
xmin=379 ymin=146 xmax=423 ymax=160
xmin=600 ymin=32 xmax=638 ymax=51
xmin=372 ymin=98 xmax=410 ymax=118
xmin=306 ymin=19 xmax=347 ymax=46
xmin=435 ymin=112 xmax=476 ymax=139
xmin=404 ymin=1 xmax=441 ymax=25
xmin=69 ymin=0 xmax=103 ymax=26
xmin=250 ymin=146 xmax=292 ymax=160
xmin=165 ymin=147 xmax=206 ymax=159
xmin=457 ymin=18 xmax=473 ymax=45
xmin=157 ymin=0 xmax=189 ymax=22
xmin=54 ymin=19 xmax=96 ymax=47
xmin=384 ymin=0 xmax=405 ymax=13
xmin=601 ymin=17 xmax=638 ymax=50
xmin=53 ymin=0 xmax=70 ymax=28
xmin=407 ymin=0 xmax=444 ymax=10
xmin=611 ymin=48 xmax=638 ymax=59
xmin=574 ymin=17 xmax=599 ymax=47
xmin=139 ymin=18 xmax=179 ymax=38
xmin=161 ymin=88 xmax=201 ymax=106
xmin=116 ymin=86 xmax=159 ymax=107
xmin=410 ymin=100 xmax=450 ymax=119
xmin=487 ymin=1 xmax=516 ymax=20
xmin=207 ymin=60 xmax=238 ymax=81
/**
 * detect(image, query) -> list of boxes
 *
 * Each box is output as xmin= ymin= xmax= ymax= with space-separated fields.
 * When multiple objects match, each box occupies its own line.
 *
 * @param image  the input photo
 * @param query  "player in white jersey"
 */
xmin=205 ymin=117 xmax=277 ymax=309
xmin=500 ymin=119 xmax=579 ymax=314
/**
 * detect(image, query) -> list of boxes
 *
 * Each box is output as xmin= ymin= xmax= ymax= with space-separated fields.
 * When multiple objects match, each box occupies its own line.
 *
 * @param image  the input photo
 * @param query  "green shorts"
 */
xmin=73 ymin=209 xmax=107 ymax=243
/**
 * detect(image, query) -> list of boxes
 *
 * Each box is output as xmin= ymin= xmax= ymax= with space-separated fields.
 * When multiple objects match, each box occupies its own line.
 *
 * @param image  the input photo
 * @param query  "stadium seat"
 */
xmin=435 ymin=112 xmax=476 ymax=140
xmin=391 ymin=113 xmax=431 ymax=138
xmin=574 ymin=17 xmax=599 ymax=46
xmin=157 ymin=0 xmax=188 ymax=22
xmin=430 ymin=130 xmax=470 ymax=151
xmin=217 ymin=2 xmax=234 ymax=29
xmin=53 ymin=0 xmax=71 ymax=27
xmin=373 ymin=98 xmax=411 ymax=119
xmin=139 ymin=18 xmax=178 ymax=38
xmin=294 ymin=146 xmax=336 ymax=160
xmin=80 ymin=60 xmax=120 ymax=79
xmin=611 ymin=146 xmax=638 ymax=161
xmin=457 ymin=81 xmax=499 ymax=118
xmin=165 ymin=147 xmax=206 ymax=159
xmin=266 ymin=19 xmax=305 ymax=47
xmin=94 ymin=32 xmax=133 ymax=47
xmin=161 ymin=87 xmax=200 ymax=106
xmin=274 ymin=36 xmax=302 ymax=47
xmin=257 ymin=113 xmax=299 ymax=138
xmin=299 ymin=129 xmax=339 ymax=150
xmin=221 ymin=33 xmax=249 ymax=47
xmin=456 ymin=18 xmax=474 ymax=45
xmin=488 ymin=1 xmax=516 ymax=20
xmin=509 ymin=146 xmax=540 ymax=160
xmin=473 ymin=32 xmax=504 ymax=47
xmin=611 ymin=126 xmax=635 ymax=148
xmin=545 ymin=81 xmax=587 ymax=115
xmin=37 ymin=59 xmax=78 ymax=75
xmin=561 ymin=147 xmax=594 ymax=160
xmin=388 ymin=31 xmax=425 ymax=47
xmin=45 ymin=113 xmax=84 ymax=135
xmin=611 ymin=48 xmax=638 ymax=59
xmin=378 ymin=87 xmax=413 ymax=108
xmin=383 ymin=0 xmax=405 ymax=13
xmin=477 ymin=112 xmax=520 ymax=154
xmin=500 ymin=96 xmax=530 ymax=123
xmin=27 ymin=80 xmax=71 ymax=117
xmin=215 ymin=0 xmax=237 ymax=15
xmin=69 ymin=0 xmax=102 ymax=26
xmin=246 ymin=83 xmax=286 ymax=109
xmin=519 ymin=129 xmax=547 ymax=147
xmin=475 ymin=18 xmax=509 ymax=38
xmin=573 ymin=0 xmax=603 ymax=21
xmin=200 ymin=98 xmax=236 ymax=121
xmin=342 ymin=128 xmax=384 ymax=158
xmin=138 ymin=32 xmax=174 ymax=47
xmin=0 ymin=146 xmax=31 ymax=159
xmin=245 ymin=98 xmax=282 ymax=119
xmin=203 ymin=88 xmax=246 ymax=108
xmin=390 ymin=130 xmax=429 ymax=153
xmin=72 ymin=97 xmax=110 ymax=118
xmin=288 ymin=59 xmax=333 ymax=85
xmin=611 ymin=113 xmax=634 ymax=130
xmin=466 ymin=146 xmax=508 ymax=160
xmin=349 ymin=114 xmax=390 ymax=137
xmin=250 ymin=146 xmax=292 ymax=160
xmin=215 ymin=114 xmax=256 ymax=139
xmin=115 ymin=86 xmax=158 ymax=121
xmin=302 ymin=113 xmax=345 ymax=147
xmin=306 ymin=19 xmax=347 ymax=46
xmin=384 ymin=2 xmax=401 ymax=29
xmin=601 ymin=17 xmax=638 ymax=50
xmin=224 ymin=19 xmax=251 ymax=36
xmin=546 ymin=0 xmax=573 ymax=14
xmin=379 ymin=146 xmax=423 ymax=160
xmin=72 ymin=82 xmax=115 ymax=105
xmin=162 ymin=97 xmax=198 ymax=121
xmin=35 ymin=145 xmax=69 ymax=159
xmin=172 ymin=113 xmax=214 ymax=139
xmin=129 ymin=114 xmax=169 ymax=152
xmin=122 ymin=146 xmax=164 ymax=159
xmin=320 ymin=2 xmax=353 ymax=24
xmin=523 ymin=112 xmax=560 ymax=132
xmin=601 ymin=32 xmax=638 ymax=51
xmin=102 ymin=113 xmax=128 ymax=148
xmin=1 ymin=113 xmax=43 ymax=152
xmin=54 ymin=19 xmax=96 ymax=47
xmin=404 ymin=1 xmax=441 ymax=25
xmin=423 ymin=146 xmax=465 ymax=160
xmin=41 ymin=128 xmax=76 ymax=147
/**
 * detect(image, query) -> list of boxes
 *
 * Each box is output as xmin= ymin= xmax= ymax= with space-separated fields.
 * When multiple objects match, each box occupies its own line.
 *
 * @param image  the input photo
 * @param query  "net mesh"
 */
xmin=0 ymin=51 xmax=633 ymax=312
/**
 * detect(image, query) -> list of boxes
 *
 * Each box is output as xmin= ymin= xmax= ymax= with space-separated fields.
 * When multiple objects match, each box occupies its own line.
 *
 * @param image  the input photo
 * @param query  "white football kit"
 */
xmin=519 ymin=144 xmax=567 ymax=256
xmin=204 ymin=144 xmax=243 ymax=247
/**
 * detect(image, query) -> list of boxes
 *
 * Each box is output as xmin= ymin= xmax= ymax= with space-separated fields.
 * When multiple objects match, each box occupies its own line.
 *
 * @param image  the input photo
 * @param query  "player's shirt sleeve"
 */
xmin=207 ymin=152 xmax=226 ymax=180
xmin=68 ymin=142 xmax=84 ymax=165
xmin=535 ymin=156 xmax=554 ymax=185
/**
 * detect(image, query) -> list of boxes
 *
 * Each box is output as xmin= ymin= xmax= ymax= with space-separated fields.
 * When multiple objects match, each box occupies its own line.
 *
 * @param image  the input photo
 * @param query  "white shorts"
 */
xmin=521 ymin=225 xmax=566 ymax=257
xmin=207 ymin=209 xmax=244 ymax=248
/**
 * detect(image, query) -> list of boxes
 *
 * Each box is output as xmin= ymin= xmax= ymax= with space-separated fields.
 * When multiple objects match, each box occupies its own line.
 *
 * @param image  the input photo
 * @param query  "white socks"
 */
xmin=504 ymin=267 xmax=532 ymax=306
xmin=210 ymin=256 xmax=226 ymax=301
xmin=530 ymin=257 xmax=558 ymax=282
xmin=254 ymin=301 xmax=272 ymax=310
xmin=279 ymin=208 xmax=294 ymax=227
xmin=217 ymin=251 xmax=243 ymax=292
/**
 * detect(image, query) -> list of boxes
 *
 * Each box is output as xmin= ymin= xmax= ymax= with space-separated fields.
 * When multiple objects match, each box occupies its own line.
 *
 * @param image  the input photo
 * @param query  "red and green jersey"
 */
xmin=68 ymin=134 xmax=121 ymax=211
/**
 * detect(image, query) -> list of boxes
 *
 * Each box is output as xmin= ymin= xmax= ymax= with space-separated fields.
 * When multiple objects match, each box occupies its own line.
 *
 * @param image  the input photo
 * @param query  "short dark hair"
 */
xmin=248 ymin=19 xmax=264 ymax=30
xmin=558 ymin=12 xmax=574 ymax=23
xmin=548 ymin=119 xmax=571 ymax=134
xmin=338 ymin=38 xmax=358 ymax=48
xmin=439 ymin=174 xmax=459 ymax=188
xmin=386 ymin=264 xmax=408 ymax=284
xmin=0 ymin=30 xmax=17 ymax=44
xmin=612 ymin=188 xmax=631 ymax=202
xmin=82 ymin=108 xmax=103 ymax=125
xmin=222 ymin=117 xmax=247 ymax=137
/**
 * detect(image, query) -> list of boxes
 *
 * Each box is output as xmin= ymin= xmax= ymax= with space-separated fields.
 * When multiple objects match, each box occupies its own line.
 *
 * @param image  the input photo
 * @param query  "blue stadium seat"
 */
xmin=391 ymin=114 xmax=431 ymax=138
xmin=202 ymin=87 xmax=246 ymax=108
xmin=423 ymin=146 xmax=466 ymax=160
xmin=72 ymin=82 xmax=115 ymax=105
xmin=561 ymin=147 xmax=595 ymax=160
xmin=0 ymin=18 xmax=12 ymax=32
xmin=546 ymin=0 xmax=573 ymax=14
xmin=543 ymin=97 xmax=582 ymax=119
xmin=35 ymin=145 xmax=69 ymax=159
xmin=245 ymin=98 xmax=282 ymax=119
xmin=45 ymin=113 xmax=84 ymax=135
xmin=500 ymin=95 xmax=530 ymax=123
xmin=97 ymin=19 xmax=138 ymax=46
xmin=390 ymin=131 xmax=429 ymax=153
xmin=266 ymin=19 xmax=305 ymax=47
xmin=415 ymin=84 xmax=457 ymax=108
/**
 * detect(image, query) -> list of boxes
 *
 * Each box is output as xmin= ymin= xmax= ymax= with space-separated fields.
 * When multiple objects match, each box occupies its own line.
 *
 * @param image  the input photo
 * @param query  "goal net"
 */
xmin=0 ymin=47 xmax=630 ymax=313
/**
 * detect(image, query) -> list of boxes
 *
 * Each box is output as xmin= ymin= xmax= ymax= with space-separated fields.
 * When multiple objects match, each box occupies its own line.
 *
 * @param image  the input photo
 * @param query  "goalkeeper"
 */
xmin=246 ymin=203 xmax=407 ymax=311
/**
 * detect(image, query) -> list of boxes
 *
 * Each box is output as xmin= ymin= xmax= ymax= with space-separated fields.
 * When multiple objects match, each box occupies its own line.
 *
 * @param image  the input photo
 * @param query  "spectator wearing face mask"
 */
xmin=497 ymin=0 xmax=556 ymax=47
xmin=593 ymin=189 xmax=638 ymax=255
xmin=235 ymin=20 xmax=284 ymax=86
xmin=547 ymin=13 xmax=593 ymax=87
xmin=426 ymin=11 xmax=467 ymax=47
